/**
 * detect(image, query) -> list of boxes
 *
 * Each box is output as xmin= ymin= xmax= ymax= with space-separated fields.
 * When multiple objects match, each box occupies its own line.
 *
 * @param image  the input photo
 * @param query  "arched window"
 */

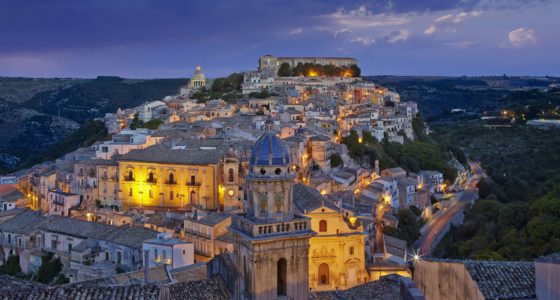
xmin=190 ymin=175 xmax=196 ymax=185
xmin=148 ymin=172 xmax=155 ymax=182
xmin=318 ymin=263 xmax=329 ymax=285
xmin=127 ymin=170 xmax=133 ymax=180
xmin=277 ymin=258 xmax=287 ymax=296
xmin=319 ymin=220 xmax=327 ymax=232
xmin=169 ymin=191 xmax=174 ymax=200
xmin=168 ymin=173 xmax=175 ymax=184
xmin=228 ymin=168 xmax=235 ymax=182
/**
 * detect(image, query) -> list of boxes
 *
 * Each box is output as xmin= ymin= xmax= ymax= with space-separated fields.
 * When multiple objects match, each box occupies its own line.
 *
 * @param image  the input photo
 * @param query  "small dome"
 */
xmin=250 ymin=133 xmax=290 ymax=167
xmin=192 ymin=65 xmax=205 ymax=81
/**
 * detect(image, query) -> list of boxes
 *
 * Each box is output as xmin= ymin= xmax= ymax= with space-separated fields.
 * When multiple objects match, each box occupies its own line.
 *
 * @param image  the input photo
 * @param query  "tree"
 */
xmin=349 ymin=64 xmax=361 ymax=77
xmin=129 ymin=113 xmax=143 ymax=130
xmin=37 ymin=253 xmax=64 ymax=284
xmin=277 ymin=63 xmax=291 ymax=77
xmin=0 ymin=255 xmax=21 ymax=275
xmin=330 ymin=153 xmax=344 ymax=168
xmin=143 ymin=118 xmax=163 ymax=130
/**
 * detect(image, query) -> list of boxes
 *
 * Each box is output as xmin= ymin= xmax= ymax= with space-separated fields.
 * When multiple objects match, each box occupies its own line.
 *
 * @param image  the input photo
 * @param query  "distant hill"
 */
xmin=0 ymin=76 xmax=187 ymax=173
xmin=365 ymin=76 xmax=560 ymax=121
xmin=23 ymin=76 xmax=187 ymax=122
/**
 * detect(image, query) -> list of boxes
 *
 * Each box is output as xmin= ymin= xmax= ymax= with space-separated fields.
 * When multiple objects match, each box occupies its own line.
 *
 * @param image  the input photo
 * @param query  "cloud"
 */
xmin=446 ymin=40 xmax=477 ymax=48
xmin=424 ymin=25 xmax=437 ymax=35
xmin=350 ymin=36 xmax=376 ymax=46
xmin=288 ymin=28 xmax=303 ymax=35
xmin=333 ymin=28 xmax=352 ymax=36
xmin=508 ymin=27 xmax=536 ymax=47
xmin=325 ymin=5 xmax=409 ymax=29
xmin=387 ymin=29 xmax=410 ymax=43
xmin=435 ymin=11 xmax=481 ymax=24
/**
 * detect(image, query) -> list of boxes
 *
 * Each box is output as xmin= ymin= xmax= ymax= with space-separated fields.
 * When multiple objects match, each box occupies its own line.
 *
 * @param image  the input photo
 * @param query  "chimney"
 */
xmin=144 ymin=250 xmax=150 ymax=284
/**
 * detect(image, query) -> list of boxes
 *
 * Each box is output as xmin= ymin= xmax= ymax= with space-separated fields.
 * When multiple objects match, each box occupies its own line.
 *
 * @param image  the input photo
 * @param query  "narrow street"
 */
xmin=414 ymin=162 xmax=485 ymax=256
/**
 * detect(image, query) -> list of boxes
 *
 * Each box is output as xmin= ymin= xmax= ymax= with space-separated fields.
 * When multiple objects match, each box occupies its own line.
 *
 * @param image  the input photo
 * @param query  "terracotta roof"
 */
xmin=118 ymin=144 xmax=223 ymax=165
xmin=311 ymin=274 xmax=403 ymax=300
xmin=168 ymin=276 xmax=230 ymax=300
xmin=464 ymin=260 xmax=535 ymax=300
xmin=293 ymin=183 xmax=339 ymax=214
xmin=170 ymin=263 xmax=208 ymax=283
xmin=536 ymin=253 xmax=560 ymax=264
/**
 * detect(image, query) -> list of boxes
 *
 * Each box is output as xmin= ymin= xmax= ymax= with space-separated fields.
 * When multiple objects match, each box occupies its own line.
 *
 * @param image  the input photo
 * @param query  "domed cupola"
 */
xmin=249 ymin=133 xmax=291 ymax=167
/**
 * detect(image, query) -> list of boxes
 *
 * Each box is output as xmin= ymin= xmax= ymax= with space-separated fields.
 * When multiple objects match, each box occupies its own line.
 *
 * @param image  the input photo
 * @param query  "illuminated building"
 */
xmin=230 ymin=119 xmax=315 ymax=299
xmin=293 ymin=184 xmax=368 ymax=291
xmin=117 ymin=142 xmax=246 ymax=211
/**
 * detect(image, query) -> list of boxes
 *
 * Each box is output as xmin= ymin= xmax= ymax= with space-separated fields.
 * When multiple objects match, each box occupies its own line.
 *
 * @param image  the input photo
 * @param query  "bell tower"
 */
xmin=231 ymin=131 xmax=314 ymax=300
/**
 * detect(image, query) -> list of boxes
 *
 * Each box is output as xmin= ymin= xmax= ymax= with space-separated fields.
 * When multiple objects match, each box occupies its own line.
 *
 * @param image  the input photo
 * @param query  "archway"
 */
xmin=277 ymin=258 xmax=287 ymax=296
xmin=190 ymin=191 xmax=197 ymax=205
xmin=318 ymin=263 xmax=329 ymax=286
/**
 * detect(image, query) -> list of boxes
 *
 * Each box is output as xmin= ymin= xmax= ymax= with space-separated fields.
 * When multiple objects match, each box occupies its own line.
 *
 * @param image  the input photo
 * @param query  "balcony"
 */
xmin=186 ymin=181 xmax=201 ymax=187
xmin=164 ymin=180 xmax=177 ymax=185
xmin=231 ymin=216 xmax=311 ymax=238
xmin=146 ymin=178 xmax=158 ymax=185
xmin=101 ymin=175 xmax=118 ymax=182
xmin=123 ymin=176 xmax=135 ymax=182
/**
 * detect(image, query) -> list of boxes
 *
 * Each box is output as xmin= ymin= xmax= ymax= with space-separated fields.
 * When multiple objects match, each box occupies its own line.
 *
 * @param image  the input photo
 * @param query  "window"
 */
xmin=319 ymin=220 xmax=327 ymax=232
xmin=148 ymin=171 xmax=155 ymax=182
xmin=190 ymin=175 xmax=196 ymax=184
xmin=105 ymin=251 xmax=109 ymax=261
xmin=168 ymin=173 xmax=175 ymax=184
xmin=349 ymin=247 xmax=354 ymax=255
xmin=102 ymin=146 xmax=108 ymax=153
xmin=277 ymin=258 xmax=287 ymax=296
xmin=170 ymin=191 xmax=174 ymax=200
xmin=129 ymin=188 xmax=133 ymax=196
xmin=318 ymin=263 xmax=330 ymax=285
xmin=51 ymin=240 xmax=57 ymax=250
xmin=117 ymin=251 xmax=122 ymax=264
xmin=183 ymin=250 xmax=186 ymax=255
xmin=68 ymin=243 xmax=73 ymax=253
xmin=149 ymin=189 xmax=153 ymax=198
xmin=228 ymin=168 xmax=235 ymax=182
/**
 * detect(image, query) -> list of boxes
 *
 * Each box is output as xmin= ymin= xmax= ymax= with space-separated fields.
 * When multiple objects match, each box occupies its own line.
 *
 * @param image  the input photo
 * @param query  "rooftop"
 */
xmin=465 ymin=260 xmax=535 ymax=299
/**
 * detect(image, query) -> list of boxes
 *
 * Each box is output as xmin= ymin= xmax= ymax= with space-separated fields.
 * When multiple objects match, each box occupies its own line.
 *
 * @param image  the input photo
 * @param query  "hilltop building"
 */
xmin=259 ymin=55 xmax=358 ymax=77
xmin=189 ymin=65 xmax=206 ymax=89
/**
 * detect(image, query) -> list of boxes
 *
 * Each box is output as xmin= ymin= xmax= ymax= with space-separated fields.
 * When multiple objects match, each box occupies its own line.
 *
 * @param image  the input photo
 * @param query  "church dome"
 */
xmin=250 ymin=133 xmax=291 ymax=167
xmin=192 ymin=65 xmax=205 ymax=81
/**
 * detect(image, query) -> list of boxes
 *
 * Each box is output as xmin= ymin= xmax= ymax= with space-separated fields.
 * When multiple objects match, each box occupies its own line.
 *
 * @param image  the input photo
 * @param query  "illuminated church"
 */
xmin=230 ymin=119 xmax=315 ymax=299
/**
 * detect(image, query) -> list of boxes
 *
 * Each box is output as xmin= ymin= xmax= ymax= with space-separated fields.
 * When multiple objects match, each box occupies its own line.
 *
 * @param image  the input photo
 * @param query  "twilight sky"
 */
xmin=0 ymin=0 xmax=559 ymax=78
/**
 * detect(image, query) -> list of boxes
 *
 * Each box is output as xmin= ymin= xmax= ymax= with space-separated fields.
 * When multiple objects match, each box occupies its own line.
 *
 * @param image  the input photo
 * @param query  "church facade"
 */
xmin=230 ymin=122 xmax=315 ymax=299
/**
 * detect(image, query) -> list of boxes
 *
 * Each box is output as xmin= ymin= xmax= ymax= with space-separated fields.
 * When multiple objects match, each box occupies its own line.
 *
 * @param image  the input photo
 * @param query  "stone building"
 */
xmin=293 ymin=184 xmax=368 ymax=292
xmin=117 ymin=143 xmax=243 ymax=211
xmin=230 ymin=121 xmax=315 ymax=299
xmin=189 ymin=65 xmax=206 ymax=89
xmin=258 ymin=55 xmax=358 ymax=76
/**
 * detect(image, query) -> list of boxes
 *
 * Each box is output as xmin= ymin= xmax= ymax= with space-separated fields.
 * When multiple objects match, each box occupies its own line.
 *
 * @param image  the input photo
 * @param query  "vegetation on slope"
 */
xmin=24 ymin=76 xmax=186 ymax=123
xmin=341 ymin=116 xmax=460 ymax=181
xmin=437 ymin=122 xmax=560 ymax=260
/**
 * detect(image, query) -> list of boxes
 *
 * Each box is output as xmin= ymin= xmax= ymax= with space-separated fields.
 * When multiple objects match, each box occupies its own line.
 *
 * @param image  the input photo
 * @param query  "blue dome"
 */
xmin=250 ymin=133 xmax=291 ymax=166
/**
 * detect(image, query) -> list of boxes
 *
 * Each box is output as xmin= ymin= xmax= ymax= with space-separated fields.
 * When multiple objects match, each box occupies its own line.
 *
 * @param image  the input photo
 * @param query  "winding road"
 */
xmin=414 ymin=162 xmax=485 ymax=256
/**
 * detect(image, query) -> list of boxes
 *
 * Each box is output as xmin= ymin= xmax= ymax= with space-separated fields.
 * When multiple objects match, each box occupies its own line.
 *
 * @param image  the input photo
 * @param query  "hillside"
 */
xmin=0 ymin=76 xmax=187 ymax=173
xmin=365 ymin=76 xmax=560 ymax=121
